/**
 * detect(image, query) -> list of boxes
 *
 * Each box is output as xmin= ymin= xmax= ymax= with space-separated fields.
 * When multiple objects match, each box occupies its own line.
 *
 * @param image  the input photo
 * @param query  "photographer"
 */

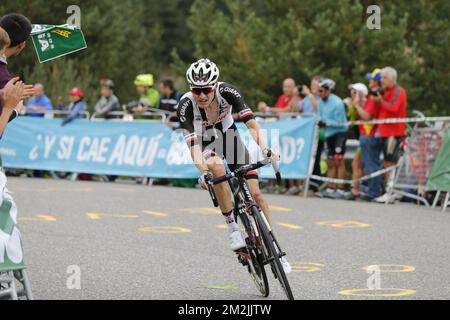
xmin=351 ymin=68 xmax=385 ymax=201
xmin=298 ymin=76 xmax=321 ymax=114
xmin=371 ymin=66 xmax=408 ymax=203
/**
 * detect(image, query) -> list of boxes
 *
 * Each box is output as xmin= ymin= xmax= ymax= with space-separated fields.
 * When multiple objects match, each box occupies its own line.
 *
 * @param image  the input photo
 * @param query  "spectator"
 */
xmin=298 ymin=76 xmax=325 ymax=192
xmin=258 ymin=78 xmax=302 ymax=114
xmin=0 ymin=14 xmax=33 ymax=274
xmin=344 ymin=82 xmax=378 ymax=200
xmin=298 ymin=76 xmax=320 ymax=114
xmin=0 ymin=26 xmax=9 ymax=59
xmin=258 ymin=78 xmax=302 ymax=194
xmin=25 ymin=83 xmax=53 ymax=117
xmin=372 ymin=66 xmax=408 ymax=203
xmin=315 ymin=78 xmax=349 ymax=199
xmin=61 ymin=87 xmax=87 ymax=126
xmin=93 ymin=79 xmax=119 ymax=119
xmin=0 ymin=78 xmax=26 ymax=136
xmin=0 ymin=15 xmax=35 ymax=120
xmin=158 ymin=79 xmax=182 ymax=125
xmin=349 ymin=68 xmax=385 ymax=202
xmin=131 ymin=74 xmax=160 ymax=114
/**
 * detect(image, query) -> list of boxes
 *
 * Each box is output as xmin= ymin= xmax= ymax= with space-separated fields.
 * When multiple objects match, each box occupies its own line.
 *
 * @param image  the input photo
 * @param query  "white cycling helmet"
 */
xmin=186 ymin=58 xmax=220 ymax=87
xmin=317 ymin=78 xmax=336 ymax=91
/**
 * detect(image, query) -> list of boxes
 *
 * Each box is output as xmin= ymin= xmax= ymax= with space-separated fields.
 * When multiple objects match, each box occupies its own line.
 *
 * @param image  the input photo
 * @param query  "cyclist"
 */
xmin=177 ymin=58 xmax=291 ymax=273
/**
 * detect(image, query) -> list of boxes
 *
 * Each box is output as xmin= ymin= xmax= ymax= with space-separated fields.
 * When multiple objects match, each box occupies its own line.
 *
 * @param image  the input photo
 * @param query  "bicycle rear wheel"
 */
xmin=252 ymin=207 xmax=294 ymax=300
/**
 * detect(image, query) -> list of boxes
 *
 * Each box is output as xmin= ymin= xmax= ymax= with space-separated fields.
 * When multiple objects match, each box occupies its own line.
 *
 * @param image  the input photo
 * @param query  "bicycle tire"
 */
xmin=252 ymin=206 xmax=295 ymax=300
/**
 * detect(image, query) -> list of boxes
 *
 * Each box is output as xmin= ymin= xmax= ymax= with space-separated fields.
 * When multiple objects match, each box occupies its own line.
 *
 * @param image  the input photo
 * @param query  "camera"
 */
xmin=297 ymin=85 xmax=307 ymax=97
xmin=369 ymin=88 xmax=385 ymax=96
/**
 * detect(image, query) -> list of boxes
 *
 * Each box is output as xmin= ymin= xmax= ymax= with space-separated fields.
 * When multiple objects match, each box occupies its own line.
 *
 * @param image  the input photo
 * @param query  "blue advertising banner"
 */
xmin=0 ymin=117 xmax=316 ymax=180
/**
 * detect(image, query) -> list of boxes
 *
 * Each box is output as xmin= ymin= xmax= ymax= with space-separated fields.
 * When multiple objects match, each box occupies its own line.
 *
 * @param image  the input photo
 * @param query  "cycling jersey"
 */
xmin=177 ymin=82 xmax=255 ymax=147
xmin=177 ymin=82 xmax=258 ymax=179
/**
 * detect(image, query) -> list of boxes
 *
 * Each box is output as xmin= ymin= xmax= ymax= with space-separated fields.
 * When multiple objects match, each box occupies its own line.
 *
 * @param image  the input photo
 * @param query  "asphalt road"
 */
xmin=5 ymin=177 xmax=450 ymax=300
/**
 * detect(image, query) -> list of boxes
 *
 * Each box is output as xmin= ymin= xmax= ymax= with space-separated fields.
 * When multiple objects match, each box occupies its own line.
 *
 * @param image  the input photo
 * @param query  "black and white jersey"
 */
xmin=176 ymin=82 xmax=254 ymax=146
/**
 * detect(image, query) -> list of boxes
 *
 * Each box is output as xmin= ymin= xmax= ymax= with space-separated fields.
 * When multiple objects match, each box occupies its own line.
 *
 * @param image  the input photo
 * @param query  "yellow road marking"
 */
xmin=316 ymin=220 xmax=372 ymax=228
xmin=338 ymin=288 xmax=416 ymax=297
xmin=86 ymin=213 xmax=139 ymax=220
xmin=138 ymin=226 xmax=192 ymax=234
xmin=269 ymin=206 xmax=293 ymax=212
xmin=291 ymin=262 xmax=324 ymax=273
xmin=18 ymin=214 xmax=56 ymax=222
xmin=143 ymin=210 xmax=169 ymax=217
xmin=363 ymin=264 xmax=416 ymax=273
xmin=216 ymin=224 xmax=245 ymax=232
xmin=207 ymin=285 xmax=238 ymax=290
xmin=180 ymin=208 xmax=220 ymax=215
xmin=276 ymin=222 xmax=303 ymax=230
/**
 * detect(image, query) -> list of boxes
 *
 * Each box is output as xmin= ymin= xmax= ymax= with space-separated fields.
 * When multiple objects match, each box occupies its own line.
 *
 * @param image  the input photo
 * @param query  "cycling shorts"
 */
xmin=202 ymin=124 xmax=258 ymax=180
xmin=326 ymin=132 xmax=347 ymax=161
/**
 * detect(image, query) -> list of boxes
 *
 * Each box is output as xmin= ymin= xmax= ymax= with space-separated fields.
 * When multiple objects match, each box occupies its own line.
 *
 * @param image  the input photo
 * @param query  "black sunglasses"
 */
xmin=191 ymin=86 xmax=215 ymax=95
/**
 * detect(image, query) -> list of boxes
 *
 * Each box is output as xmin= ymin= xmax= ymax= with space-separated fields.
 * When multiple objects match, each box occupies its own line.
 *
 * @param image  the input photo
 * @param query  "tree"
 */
xmin=1 ymin=0 xmax=163 ymax=110
xmin=173 ymin=0 xmax=450 ymax=115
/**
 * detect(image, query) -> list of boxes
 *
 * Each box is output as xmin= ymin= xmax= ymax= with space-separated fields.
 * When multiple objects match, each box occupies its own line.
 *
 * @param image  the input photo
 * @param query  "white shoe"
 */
xmin=280 ymin=257 xmax=292 ymax=274
xmin=273 ymin=242 xmax=292 ymax=274
xmin=229 ymin=230 xmax=246 ymax=251
xmin=287 ymin=186 xmax=300 ymax=195
xmin=374 ymin=193 xmax=397 ymax=204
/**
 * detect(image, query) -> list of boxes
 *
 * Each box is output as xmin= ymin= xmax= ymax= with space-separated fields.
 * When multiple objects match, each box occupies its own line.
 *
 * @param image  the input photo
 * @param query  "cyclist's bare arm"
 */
xmin=189 ymin=144 xmax=208 ymax=174
xmin=245 ymin=119 xmax=269 ymax=152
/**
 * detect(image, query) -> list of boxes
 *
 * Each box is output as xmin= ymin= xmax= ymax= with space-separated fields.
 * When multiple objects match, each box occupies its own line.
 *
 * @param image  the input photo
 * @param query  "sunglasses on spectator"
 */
xmin=191 ymin=86 xmax=215 ymax=95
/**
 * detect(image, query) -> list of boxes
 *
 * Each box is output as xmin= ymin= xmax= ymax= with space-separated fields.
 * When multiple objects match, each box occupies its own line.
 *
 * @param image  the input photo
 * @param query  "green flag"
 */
xmin=31 ymin=24 xmax=87 ymax=63
xmin=426 ymin=128 xmax=450 ymax=192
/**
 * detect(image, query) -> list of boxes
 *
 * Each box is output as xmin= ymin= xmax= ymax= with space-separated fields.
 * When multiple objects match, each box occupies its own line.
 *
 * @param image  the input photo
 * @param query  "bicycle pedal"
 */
xmin=236 ymin=249 xmax=250 ymax=266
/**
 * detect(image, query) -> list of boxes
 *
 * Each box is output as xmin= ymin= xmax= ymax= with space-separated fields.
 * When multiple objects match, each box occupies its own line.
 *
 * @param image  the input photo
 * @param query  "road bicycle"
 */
xmin=206 ymin=153 xmax=294 ymax=300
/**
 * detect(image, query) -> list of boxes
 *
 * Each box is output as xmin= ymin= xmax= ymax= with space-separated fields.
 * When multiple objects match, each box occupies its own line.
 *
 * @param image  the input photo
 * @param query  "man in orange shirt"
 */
xmin=372 ymin=66 xmax=408 ymax=203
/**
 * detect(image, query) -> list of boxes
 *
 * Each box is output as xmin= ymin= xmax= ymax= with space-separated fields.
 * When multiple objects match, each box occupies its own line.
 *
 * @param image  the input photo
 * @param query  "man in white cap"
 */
xmin=347 ymin=69 xmax=385 ymax=201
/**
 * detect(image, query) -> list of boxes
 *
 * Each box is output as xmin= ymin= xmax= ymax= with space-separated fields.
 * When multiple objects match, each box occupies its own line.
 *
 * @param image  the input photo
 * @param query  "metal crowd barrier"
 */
xmin=42 ymin=110 xmax=91 ymax=119
xmin=0 ymin=270 xmax=33 ymax=300
xmin=386 ymin=126 xmax=444 ymax=206
xmin=90 ymin=108 xmax=172 ymax=123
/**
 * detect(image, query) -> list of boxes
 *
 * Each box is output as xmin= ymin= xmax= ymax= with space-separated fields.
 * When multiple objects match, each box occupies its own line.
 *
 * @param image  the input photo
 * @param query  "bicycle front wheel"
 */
xmin=252 ymin=207 xmax=294 ymax=300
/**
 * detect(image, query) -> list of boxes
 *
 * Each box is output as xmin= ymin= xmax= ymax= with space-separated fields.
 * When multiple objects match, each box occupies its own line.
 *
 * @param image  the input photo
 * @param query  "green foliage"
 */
xmin=177 ymin=0 xmax=449 ymax=115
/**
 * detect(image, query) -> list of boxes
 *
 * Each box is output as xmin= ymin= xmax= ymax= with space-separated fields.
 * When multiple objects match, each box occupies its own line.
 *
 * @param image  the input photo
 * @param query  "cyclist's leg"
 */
xmin=224 ymin=125 xmax=272 ymax=225
xmin=247 ymin=178 xmax=271 ymax=226
xmin=204 ymin=151 xmax=233 ymax=214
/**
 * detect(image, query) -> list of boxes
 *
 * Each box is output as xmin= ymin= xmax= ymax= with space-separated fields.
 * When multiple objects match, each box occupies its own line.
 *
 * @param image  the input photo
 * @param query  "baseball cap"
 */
xmin=366 ymin=68 xmax=382 ymax=81
xmin=69 ymin=87 xmax=84 ymax=97
xmin=100 ymin=79 xmax=114 ymax=89
xmin=348 ymin=83 xmax=368 ymax=97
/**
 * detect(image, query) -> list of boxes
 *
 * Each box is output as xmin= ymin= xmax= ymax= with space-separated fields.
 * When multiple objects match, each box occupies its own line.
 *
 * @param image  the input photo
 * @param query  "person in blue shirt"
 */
xmin=316 ymin=78 xmax=349 ymax=199
xmin=25 ymin=83 xmax=53 ymax=117
xmin=61 ymin=87 xmax=87 ymax=126
xmin=299 ymin=76 xmax=321 ymax=114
